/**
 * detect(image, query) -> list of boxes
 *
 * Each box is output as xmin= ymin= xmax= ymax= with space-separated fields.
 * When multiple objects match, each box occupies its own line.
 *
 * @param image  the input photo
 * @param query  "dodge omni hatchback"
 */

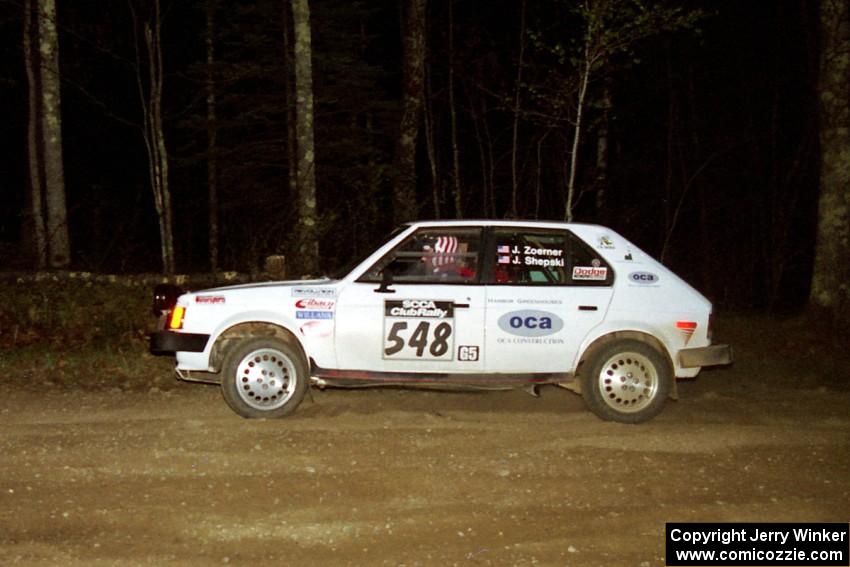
xmin=151 ymin=220 xmax=732 ymax=423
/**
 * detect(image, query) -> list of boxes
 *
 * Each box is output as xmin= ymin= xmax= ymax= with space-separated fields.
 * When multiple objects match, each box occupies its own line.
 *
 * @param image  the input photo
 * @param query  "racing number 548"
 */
xmin=384 ymin=321 xmax=452 ymax=359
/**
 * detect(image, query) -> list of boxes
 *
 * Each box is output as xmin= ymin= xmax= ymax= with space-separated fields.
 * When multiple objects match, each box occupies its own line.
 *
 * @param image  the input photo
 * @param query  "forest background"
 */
xmin=1 ymin=0 xmax=847 ymax=317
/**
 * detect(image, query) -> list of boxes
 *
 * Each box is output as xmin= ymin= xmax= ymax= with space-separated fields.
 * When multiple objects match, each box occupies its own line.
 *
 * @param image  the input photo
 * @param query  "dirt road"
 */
xmin=2 ymin=323 xmax=849 ymax=566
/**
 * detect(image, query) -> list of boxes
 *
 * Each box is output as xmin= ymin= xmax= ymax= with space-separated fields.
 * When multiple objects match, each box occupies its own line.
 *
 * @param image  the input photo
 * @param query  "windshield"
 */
xmin=328 ymin=226 xmax=407 ymax=280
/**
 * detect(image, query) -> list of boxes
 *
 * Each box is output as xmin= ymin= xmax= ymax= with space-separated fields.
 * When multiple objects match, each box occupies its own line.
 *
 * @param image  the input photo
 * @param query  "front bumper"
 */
xmin=678 ymin=343 xmax=733 ymax=368
xmin=150 ymin=331 xmax=210 ymax=355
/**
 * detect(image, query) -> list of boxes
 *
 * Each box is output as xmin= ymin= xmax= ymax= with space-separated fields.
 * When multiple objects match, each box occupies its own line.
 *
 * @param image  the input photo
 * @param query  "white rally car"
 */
xmin=151 ymin=220 xmax=732 ymax=423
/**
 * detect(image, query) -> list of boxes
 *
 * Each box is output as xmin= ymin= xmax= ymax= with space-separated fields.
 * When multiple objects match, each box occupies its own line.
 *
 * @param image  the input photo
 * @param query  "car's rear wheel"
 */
xmin=221 ymin=337 xmax=308 ymax=418
xmin=579 ymin=339 xmax=672 ymax=424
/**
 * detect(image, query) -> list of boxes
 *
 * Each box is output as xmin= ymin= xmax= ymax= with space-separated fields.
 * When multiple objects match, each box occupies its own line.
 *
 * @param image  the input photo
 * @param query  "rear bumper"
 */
xmin=678 ymin=344 xmax=733 ymax=368
xmin=150 ymin=331 xmax=210 ymax=355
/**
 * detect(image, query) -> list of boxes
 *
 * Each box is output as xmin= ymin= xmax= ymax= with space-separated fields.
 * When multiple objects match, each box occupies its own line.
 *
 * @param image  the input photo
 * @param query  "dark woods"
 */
xmin=0 ymin=0 xmax=836 ymax=312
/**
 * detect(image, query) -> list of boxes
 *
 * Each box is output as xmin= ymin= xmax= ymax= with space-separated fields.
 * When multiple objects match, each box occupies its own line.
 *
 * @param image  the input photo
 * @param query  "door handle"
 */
xmin=578 ymin=305 xmax=598 ymax=311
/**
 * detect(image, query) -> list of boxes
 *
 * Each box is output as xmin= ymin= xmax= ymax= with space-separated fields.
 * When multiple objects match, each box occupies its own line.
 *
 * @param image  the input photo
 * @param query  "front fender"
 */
xmin=205 ymin=311 xmax=305 ymax=369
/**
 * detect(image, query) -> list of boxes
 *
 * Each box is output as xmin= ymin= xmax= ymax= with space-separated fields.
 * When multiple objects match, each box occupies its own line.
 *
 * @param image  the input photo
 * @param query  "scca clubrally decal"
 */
xmin=383 ymin=300 xmax=455 ymax=360
xmin=384 ymin=300 xmax=454 ymax=319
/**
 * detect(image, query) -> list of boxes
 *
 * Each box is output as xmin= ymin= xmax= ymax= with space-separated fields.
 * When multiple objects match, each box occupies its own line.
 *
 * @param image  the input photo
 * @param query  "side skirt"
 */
xmin=310 ymin=365 xmax=573 ymax=388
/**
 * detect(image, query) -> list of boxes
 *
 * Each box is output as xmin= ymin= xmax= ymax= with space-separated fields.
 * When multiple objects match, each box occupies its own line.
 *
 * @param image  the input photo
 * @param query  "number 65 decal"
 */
xmin=383 ymin=321 xmax=453 ymax=360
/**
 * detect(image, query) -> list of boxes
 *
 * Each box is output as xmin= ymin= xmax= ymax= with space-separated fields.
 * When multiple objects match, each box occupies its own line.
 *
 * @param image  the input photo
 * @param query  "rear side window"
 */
xmin=488 ymin=229 xmax=612 ymax=286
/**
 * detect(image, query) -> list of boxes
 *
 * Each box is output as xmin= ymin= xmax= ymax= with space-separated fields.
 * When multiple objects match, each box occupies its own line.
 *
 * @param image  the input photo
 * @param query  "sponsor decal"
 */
xmin=497 ymin=309 xmax=564 ymax=338
xmin=384 ymin=299 xmax=454 ymax=319
xmin=497 ymin=336 xmax=565 ymax=345
xmin=295 ymin=298 xmax=335 ymax=310
xmin=597 ymin=235 xmax=615 ymax=249
xmin=517 ymin=298 xmax=563 ymax=305
xmin=676 ymin=321 xmax=697 ymax=345
xmin=572 ymin=266 xmax=608 ymax=281
xmin=299 ymin=320 xmax=333 ymax=338
xmin=497 ymin=243 xmax=565 ymax=268
xmin=291 ymin=287 xmax=336 ymax=298
xmin=296 ymin=311 xmax=334 ymax=320
xmin=628 ymin=271 xmax=660 ymax=285
xmin=195 ymin=295 xmax=225 ymax=304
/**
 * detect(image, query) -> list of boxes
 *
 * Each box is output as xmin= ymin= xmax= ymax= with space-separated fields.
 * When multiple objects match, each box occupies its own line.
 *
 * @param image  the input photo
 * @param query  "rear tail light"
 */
xmin=168 ymin=306 xmax=186 ymax=330
xmin=676 ymin=320 xmax=698 ymax=344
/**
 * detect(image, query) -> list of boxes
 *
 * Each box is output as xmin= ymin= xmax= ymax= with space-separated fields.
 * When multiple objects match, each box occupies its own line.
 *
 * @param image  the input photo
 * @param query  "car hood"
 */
xmin=200 ymin=278 xmax=337 ymax=293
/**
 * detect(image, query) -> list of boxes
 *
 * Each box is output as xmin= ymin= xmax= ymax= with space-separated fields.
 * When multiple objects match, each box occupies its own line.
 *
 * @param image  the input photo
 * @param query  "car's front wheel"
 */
xmin=221 ymin=337 xmax=308 ymax=418
xmin=579 ymin=339 xmax=672 ymax=424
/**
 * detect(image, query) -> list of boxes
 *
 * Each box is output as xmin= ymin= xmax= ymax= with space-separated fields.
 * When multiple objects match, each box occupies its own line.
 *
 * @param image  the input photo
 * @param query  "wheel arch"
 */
xmin=576 ymin=330 xmax=678 ymax=400
xmin=209 ymin=321 xmax=306 ymax=373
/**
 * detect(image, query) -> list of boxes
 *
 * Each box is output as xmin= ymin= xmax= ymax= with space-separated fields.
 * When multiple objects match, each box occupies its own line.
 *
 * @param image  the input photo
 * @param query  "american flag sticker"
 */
xmin=497 ymin=245 xmax=510 ymax=254
xmin=498 ymin=255 xmax=511 ymax=264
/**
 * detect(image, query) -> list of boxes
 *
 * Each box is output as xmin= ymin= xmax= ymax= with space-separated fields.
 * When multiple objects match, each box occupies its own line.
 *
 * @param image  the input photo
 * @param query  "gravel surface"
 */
xmin=1 ymin=338 xmax=849 ymax=566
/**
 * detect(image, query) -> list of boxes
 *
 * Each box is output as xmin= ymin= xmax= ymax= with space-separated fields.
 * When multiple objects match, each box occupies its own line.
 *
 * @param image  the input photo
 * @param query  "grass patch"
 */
xmin=0 ymin=278 xmax=152 ymax=349
xmin=0 ymin=277 xmax=173 ymax=390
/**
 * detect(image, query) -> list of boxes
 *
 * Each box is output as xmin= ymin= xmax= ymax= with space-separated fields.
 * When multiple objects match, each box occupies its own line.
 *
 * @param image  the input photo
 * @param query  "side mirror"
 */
xmin=375 ymin=267 xmax=396 ymax=294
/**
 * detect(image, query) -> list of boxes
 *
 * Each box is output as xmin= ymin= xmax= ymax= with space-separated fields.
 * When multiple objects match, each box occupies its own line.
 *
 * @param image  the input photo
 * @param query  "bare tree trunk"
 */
xmin=469 ymin=95 xmax=489 ymax=218
xmin=392 ymin=0 xmax=426 ymax=223
xmin=564 ymin=56 xmax=589 ymax=222
xmin=534 ymin=130 xmax=553 ymax=220
xmin=687 ymin=63 xmax=715 ymax=299
xmin=424 ymin=46 xmax=440 ymax=218
xmin=594 ymin=81 xmax=611 ymax=222
xmin=131 ymin=0 xmax=175 ymax=274
xmin=661 ymin=55 xmax=677 ymax=263
xmin=510 ymin=0 xmax=527 ymax=218
xmin=292 ymin=0 xmax=319 ymax=276
xmin=205 ymin=0 xmax=219 ymax=273
xmin=534 ymin=134 xmax=544 ymax=219
xmin=447 ymin=0 xmax=462 ymax=218
xmin=38 ymin=0 xmax=70 ymax=268
xmin=283 ymin=1 xmax=298 ymax=209
xmin=483 ymin=99 xmax=497 ymax=218
xmin=23 ymin=0 xmax=47 ymax=269
xmin=810 ymin=0 xmax=850 ymax=319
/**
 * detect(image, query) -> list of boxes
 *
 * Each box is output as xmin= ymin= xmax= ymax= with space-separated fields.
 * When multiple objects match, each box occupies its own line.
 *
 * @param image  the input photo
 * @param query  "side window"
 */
xmin=360 ymin=227 xmax=482 ymax=284
xmin=566 ymin=232 xmax=613 ymax=286
xmin=488 ymin=229 xmax=612 ymax=286
xmin=491 ymin=230 xmax=568 ymax=284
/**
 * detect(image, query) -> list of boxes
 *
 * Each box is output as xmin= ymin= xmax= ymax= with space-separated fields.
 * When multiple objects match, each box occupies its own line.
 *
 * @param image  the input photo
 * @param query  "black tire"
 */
xmin=579 ymin=339 xmax=672 ymax=424
xmin=220 ymin=337 xmax=308 ymax=418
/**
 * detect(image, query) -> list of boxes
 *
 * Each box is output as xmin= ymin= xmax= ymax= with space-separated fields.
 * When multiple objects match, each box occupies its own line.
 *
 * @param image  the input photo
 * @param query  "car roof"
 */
xmin=404 ymin=219 xmax=606 ymax=230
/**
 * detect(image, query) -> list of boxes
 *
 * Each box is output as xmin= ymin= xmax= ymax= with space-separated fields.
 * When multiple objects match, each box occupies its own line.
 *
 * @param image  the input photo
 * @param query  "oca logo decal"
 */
xmin=498 ymin=310 xmax=564 ymax=337
xmin=629 ymin=271 xmax=659 ymax=284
